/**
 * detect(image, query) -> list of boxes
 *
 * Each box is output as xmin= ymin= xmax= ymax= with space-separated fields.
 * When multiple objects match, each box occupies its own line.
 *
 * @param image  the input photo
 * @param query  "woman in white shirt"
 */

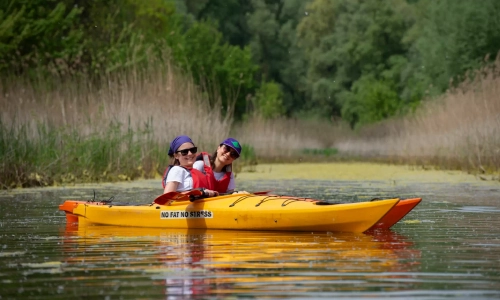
xmin=163 ymin=135 xmax=218 ymax=197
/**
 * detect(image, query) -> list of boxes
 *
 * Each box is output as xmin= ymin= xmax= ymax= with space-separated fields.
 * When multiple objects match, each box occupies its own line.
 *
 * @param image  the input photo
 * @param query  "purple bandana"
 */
xmin=168 ymin=135 xmax=194 ymax=155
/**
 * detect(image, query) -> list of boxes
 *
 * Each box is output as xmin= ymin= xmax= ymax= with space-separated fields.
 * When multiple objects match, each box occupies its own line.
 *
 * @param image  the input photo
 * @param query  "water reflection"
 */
xmin=61 ymin=224 xmax=421 ymax=297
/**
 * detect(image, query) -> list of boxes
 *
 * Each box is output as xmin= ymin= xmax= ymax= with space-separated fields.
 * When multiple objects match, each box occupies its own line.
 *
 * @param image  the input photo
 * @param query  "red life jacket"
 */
xmin=162 ymin=152 xmax=214 ymax=190
xmin=195 ymin=154 xmax=233 ymax=194
xmin=212 ymin=165 xmax=232 ymax=193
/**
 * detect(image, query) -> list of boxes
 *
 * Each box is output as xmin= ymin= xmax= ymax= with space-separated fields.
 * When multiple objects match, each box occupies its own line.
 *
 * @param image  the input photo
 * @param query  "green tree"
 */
xmin=75 ymin=0 xmax=182 ymax=73
xmin=0 ymin=0 xmax=83 ymax=73
xmin=176 ymin=0 xmax=253 ymax=47
xmin=174 ymin=0 xmax=310 ymax=117
xmin=402 ymin=0 xmax=500 ymax=101
xmin=166 ymin=20 xmax=258 ymax=117
xmin=253 ymin=81 xmax=285 ymax=118
xmin=341 ymin=75 xmax=401 ymax=128
xmin=247 ymin=0 xmax=311 ymax=115
xmin=0 ymin=0 xmax=259 ymax=119
xmin=297 ymin=0 xmax=414 ymax=126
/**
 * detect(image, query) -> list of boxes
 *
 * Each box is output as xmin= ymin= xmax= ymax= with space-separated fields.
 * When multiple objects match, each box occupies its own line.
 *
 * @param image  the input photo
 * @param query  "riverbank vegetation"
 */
xmin=1 ymin=0 xmax=499 ymax=188
xmin=335 ymin=59 xmax=500 ymax=179
xmin=0 ymin=60 xmax=233 ymax=188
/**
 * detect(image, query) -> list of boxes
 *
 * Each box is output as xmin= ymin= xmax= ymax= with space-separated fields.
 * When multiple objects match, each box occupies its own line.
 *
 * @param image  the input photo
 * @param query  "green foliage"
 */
xmin=341 ymin=76 xmax=401 ymax=128
xmin=178 ymin=0 xmax=253 ymax=47
xmin=239 ymin=143 xmax=257 ymax=164
xmin=0 ymin=0 xmax=84 ymax=72
xmin=254 ymin=81 xmax=285 ymax=119
xmin=247 ymin=0 xmax=310 ymax=115
xmin=297 ymin=0 xmax=413 ymax=124
xmin=0 ymin=0 xmax=259 ymax=119
xmin=232 ymin=143 xmax=257 ymax=173
xmin=75 ymin=0 xmax=181 ymax=73
xmin=401 ymin=0 xmax=500 ymax=100
xmin=3 ymin=0 xmax=500 ymax=131
xmin=167 ymin=20 xmax=258 ymax=115
xmin=0 ymin=119 xmax=168 ymax=188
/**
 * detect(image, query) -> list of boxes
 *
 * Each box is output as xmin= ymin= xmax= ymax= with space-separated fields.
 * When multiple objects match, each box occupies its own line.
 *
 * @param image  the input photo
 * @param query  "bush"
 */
xmin=342 ymin=76 xmax=401 ymax=128
xmin=253 ymin=81 xmax=285 ymax=119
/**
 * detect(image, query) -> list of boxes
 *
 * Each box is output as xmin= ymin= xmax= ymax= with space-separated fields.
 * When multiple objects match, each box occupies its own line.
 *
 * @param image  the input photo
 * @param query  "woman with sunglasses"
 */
xmin=193 ymin=138 xmax=243 ymax=194
xmin=162 ymin=135 xmax=219 ymax=197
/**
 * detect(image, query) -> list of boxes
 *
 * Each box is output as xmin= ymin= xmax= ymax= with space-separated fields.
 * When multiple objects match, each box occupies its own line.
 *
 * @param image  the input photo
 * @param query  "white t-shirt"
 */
xmin=193 ymin=161 xmax=235 ymax=192
xmin=165 ymin=166 xmax=193 ymax=191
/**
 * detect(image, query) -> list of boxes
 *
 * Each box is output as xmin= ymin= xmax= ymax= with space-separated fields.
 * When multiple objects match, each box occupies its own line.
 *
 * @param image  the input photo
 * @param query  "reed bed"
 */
xmin=1 ymin=64 xmax=230 ymax=146
xmin=2 ymin=55 xmax=499 ymax=188
xmin=335 ymin=56 xmax=500 ymax=177
xmin=234 ymin=115 xmax=349 ymax=159
xmin=0 ymin=61 xmax=232 ymax=188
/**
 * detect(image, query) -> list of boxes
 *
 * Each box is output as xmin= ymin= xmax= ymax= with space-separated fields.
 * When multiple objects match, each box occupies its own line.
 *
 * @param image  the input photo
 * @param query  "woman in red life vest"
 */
xmin=193 ymin=138 xmax=244 ymax=194
xmin=162 ymin=135 xmax=219 ymax=197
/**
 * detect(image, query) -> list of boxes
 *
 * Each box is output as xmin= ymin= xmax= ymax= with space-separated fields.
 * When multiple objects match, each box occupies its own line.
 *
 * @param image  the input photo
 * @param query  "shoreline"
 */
xmin=1 ymin=162 xmax=497 ymax=194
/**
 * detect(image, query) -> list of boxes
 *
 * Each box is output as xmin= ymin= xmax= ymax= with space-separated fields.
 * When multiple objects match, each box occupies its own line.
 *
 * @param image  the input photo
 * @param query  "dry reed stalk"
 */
xmin=235 ymin=114 xmax=350 ymax=157
xmin=0 ymin=60 xmax=232 ymax=151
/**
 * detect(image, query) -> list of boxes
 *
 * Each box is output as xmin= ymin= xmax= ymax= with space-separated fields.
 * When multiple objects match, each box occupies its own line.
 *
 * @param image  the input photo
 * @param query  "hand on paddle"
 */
xmin=202 ymin=189 xmax=219 ymax=197
xmin=232 ymin=190 xmax=250 ymax=194
xmin=154 ymin=188 xmax=218 ymax=205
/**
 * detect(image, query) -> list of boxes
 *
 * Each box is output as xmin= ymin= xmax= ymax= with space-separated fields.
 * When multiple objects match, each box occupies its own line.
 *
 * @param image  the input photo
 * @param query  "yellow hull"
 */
xmin=70 ymin=194 xmax=399 ymax=233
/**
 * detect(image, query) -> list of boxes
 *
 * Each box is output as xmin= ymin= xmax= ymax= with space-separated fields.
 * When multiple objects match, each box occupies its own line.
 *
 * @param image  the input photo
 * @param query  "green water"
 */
xmin=1 ymin=179 xmax=499 ymax=299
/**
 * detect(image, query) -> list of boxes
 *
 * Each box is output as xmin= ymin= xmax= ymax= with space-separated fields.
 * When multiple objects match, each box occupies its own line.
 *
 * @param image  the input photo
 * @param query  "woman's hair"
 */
xmin=168 ymin=154 xmax=180 ymax=166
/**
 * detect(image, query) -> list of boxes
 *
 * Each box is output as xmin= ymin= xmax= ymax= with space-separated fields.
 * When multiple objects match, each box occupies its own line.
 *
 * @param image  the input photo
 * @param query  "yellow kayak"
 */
xmin=66 ymin=194 xmax=399 ymax=233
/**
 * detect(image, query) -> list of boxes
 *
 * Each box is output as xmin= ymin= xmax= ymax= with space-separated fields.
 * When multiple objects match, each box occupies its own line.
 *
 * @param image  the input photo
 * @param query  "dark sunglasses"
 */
xmin=175 ymin=147 xmax=197 ymax=156
xmin=222 ymin=144 xmax=239 ymax=159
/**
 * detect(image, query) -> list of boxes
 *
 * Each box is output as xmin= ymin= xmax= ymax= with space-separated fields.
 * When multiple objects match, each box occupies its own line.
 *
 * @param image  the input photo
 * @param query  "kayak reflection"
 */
xmin=61 ymin=225 xmax=421 ymax=297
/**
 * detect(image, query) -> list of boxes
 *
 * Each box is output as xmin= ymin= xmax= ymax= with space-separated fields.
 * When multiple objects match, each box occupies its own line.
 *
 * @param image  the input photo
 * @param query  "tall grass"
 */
xmin=234 ymin=114 xmax=350 ymax=159
xmin=0 ymin=58 xmax=232 ymax=188
xmin=335 ymin=55 xmax=500 ymax=176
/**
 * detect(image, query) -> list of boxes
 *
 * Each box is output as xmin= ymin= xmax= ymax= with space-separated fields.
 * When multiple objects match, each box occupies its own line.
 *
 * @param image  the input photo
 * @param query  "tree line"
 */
xmin=1 ymin=0 xmax=499 ymax=128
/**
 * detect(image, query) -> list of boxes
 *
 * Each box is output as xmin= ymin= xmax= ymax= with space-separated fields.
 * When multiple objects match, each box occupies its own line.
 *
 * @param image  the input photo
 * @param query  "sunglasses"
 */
xmin=175 ymin=147 xmax=197 ymax=156
xmin=222 ymin=144 xmax=239 ymax=159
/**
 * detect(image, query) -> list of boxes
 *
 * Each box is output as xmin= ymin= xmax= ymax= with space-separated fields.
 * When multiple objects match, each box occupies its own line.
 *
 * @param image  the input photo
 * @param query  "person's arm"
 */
xmin=163 ymin=166 xmax=183 ymax=194
xmin=164 ymin=181 xmax=179 ymax=194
